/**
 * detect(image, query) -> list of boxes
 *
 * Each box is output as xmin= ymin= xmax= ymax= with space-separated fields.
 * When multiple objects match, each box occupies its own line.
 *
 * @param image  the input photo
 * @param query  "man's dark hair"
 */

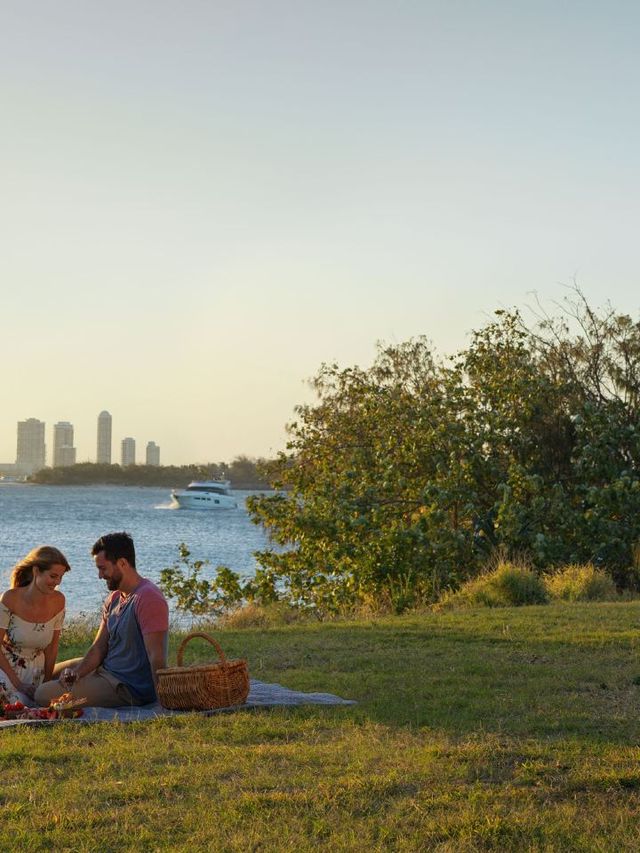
xmin=91 ymin=531 xmax=136 ymax=567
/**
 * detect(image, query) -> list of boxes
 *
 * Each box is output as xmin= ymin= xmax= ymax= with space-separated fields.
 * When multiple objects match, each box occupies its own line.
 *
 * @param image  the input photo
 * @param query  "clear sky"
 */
xmin=2 ymin=1 xmax=639 ymax=465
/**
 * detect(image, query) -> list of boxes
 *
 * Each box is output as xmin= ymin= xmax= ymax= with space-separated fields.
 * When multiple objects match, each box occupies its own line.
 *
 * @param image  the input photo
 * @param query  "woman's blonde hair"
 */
xmin=10 ymin=546 xmax=71 ymax=589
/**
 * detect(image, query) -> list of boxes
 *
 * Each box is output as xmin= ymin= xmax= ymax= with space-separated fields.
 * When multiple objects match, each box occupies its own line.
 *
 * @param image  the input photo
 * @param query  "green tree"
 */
xmin=248 ymin=339 xmax=482 ymax=612
xmin=248 ymin=291 xmax=640 ymax=611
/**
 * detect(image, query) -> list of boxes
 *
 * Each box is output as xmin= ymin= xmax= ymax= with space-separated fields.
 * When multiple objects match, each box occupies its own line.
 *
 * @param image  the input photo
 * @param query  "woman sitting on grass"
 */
xmin=0 ymin=546 xmax=70 ymax=705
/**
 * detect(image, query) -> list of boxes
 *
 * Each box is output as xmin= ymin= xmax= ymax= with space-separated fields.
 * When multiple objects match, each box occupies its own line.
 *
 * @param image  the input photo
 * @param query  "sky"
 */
xmin=2 ymin=1 xmax=640 ymax=465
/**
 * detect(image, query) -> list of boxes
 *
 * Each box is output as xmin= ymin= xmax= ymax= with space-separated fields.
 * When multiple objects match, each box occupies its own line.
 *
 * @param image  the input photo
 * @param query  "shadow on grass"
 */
xmin=203 ymin=603 xmax=640 ymax=745
xmin=53 ymin=602 xmax=640 ymax=746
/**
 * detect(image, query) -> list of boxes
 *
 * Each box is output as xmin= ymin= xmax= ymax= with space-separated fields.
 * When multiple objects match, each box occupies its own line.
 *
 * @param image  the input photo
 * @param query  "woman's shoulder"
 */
xmin=0 ymin=588 xmax=19 ymax=609
xmin=51 ymin=590 xmax=66 ymax=616
xmin=1 ymin=588 xmax=65 ymax=621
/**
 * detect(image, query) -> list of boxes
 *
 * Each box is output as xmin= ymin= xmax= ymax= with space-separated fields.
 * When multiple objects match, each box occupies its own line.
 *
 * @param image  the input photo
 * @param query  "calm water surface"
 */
xmin=0 ymin=484 xmax=272 ymax=617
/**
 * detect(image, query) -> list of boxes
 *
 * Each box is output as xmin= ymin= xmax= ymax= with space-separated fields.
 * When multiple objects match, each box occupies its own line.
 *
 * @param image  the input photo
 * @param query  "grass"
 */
xmin=3 ymin=603 xmax=640 ymax=850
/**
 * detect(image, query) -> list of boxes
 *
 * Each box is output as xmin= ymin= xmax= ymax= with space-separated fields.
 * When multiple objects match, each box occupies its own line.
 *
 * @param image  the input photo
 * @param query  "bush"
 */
xmin=158 ymin=544 xmax=280 ymax=618
xmin=544 ymin=564 xmax=618 ymax=602
xmin=217 ymin=602 xmax=307 ymax=629
xmin=437 ymin=561 xmax=549 ymax=609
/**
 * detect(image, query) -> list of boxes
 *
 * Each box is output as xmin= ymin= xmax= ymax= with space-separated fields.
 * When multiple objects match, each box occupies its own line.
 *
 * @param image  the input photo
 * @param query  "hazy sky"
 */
xmin=2 ymin=1 xmax=639 ymax=465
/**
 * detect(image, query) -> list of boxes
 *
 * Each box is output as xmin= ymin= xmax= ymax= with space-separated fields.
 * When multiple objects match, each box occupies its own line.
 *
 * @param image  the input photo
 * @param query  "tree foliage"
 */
xmin=247 ymin=288 xmax=640 ymax=613
xmin=159 ymin=544 xmax=279 ymax=617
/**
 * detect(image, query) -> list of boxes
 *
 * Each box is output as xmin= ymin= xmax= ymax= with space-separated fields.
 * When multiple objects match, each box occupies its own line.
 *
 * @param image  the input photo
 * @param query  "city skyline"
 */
xmin=1 ymin=413 xmax=161 ymax=473
xmin=2 ymin=4 xmax=640 ymax=465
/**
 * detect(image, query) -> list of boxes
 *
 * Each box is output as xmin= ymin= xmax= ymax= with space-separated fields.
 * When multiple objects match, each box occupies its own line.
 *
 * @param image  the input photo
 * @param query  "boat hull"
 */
xmin=171 ymin=492 xmax=237 ymax=509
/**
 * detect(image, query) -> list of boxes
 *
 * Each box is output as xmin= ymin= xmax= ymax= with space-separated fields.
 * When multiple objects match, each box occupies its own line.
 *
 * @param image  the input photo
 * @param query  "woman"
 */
xmin=0 ymin=546 xmax=70 ymax=705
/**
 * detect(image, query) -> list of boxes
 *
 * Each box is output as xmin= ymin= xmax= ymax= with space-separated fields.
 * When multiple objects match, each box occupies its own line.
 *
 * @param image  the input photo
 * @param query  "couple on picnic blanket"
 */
xmin=0 ymin=532 xmax=169 ymax=709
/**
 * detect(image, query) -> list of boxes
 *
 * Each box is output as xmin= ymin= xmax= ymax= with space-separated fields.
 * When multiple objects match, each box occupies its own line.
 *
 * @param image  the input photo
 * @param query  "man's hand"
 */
xmin=59 ymin=668 xmax=78 ymax=690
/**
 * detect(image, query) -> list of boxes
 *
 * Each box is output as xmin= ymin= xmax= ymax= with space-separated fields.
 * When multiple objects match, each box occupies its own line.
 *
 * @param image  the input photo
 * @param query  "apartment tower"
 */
xmin=16 ymin=418 xmax=46 ymax=475
xmin=53 ymin=421 xmax=76 ymax=467
xmin=97 ymin=410 xmax=112 ymax=464
xmin=121 ymin=437 xmax=136 ymax=466
xmin=145 ymin=441 xmax=160 ymax=466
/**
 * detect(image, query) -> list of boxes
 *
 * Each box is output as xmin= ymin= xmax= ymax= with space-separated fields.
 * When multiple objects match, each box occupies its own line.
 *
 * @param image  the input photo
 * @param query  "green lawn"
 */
xmin=3 ymin=603 xmax=640 ymax=851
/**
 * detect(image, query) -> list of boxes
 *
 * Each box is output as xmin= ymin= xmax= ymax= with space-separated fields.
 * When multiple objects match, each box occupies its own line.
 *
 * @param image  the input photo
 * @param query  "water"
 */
xmin=0 ymin=484 xmax=272 ymax=617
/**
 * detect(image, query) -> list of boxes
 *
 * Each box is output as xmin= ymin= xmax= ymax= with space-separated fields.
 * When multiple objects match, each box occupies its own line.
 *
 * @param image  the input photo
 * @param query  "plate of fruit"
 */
xmin=1 ymin=694 xmax=86 ymax=721
xmin=48 ymin=693 xmax=86 ymax=718
xmin=1 ymin=701 xmax=53 ymax=721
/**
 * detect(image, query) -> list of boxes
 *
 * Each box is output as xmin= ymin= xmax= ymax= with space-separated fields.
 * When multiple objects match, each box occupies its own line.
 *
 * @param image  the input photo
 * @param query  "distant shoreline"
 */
xmin=26 ymin=461 xmax=272 ymax=491
xmin=16 ymin=480 xmax=271 ymax=490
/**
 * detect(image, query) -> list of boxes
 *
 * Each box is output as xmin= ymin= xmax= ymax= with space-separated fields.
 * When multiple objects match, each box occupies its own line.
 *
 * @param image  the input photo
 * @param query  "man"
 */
xmin=35 ymin=531 xmax=169 ymax=708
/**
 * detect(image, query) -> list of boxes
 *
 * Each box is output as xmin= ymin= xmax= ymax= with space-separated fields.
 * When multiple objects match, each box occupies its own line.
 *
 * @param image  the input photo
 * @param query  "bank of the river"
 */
xmin=4 ymin=602 xmax=640 ymax=850
xmin=29 ymin=461 xmax=270 ymax=490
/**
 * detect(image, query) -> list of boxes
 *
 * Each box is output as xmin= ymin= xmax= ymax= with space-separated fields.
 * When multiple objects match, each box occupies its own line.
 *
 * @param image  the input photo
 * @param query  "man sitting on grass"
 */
xmin=35 ymin=531 xmax=169 ymax=708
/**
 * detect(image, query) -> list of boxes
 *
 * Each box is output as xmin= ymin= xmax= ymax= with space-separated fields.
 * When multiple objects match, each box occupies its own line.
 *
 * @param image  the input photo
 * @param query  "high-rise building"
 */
xmin=146 ymin=441 xmax=160 ymax=466
xmin=57 ymin=446 xmax=77 ymax=467
xmin=121 ymin=437 xmax=136 ymax=466
xmin=147 ymin=441 xmax=160 ymax=465
xmin=53 ymin=421 xmax=76 ymax=467
xmin=97 ymin=411 xmax=112 ymax=464
xmin=16 ymin=418 xmax=46 ymax=474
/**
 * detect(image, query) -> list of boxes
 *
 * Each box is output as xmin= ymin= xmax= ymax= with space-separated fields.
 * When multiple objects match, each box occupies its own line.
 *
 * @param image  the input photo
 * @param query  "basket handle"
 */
xmin=176 ymin=632 xmax=227 ymax=667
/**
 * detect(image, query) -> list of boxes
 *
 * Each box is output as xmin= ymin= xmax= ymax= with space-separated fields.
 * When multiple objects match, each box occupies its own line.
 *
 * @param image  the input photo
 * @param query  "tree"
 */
xmin=248 ymin=292 xmax=640 ymax=613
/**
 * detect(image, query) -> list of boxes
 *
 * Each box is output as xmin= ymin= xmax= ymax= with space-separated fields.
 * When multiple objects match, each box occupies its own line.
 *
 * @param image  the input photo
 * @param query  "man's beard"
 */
xmin=106 ymin=573 xmax=122 ymax=591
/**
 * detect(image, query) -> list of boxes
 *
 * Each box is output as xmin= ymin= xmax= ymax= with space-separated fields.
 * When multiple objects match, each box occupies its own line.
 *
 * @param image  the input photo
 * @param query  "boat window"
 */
xmin=186 ymin=485 xmax=228 ymax=495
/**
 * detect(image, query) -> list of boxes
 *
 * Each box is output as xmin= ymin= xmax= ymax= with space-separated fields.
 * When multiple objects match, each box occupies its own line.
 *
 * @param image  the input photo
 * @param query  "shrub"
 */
xmin=159 ymin=544 xmax=280 ymax=618
xmin=544 ymin=563 xmax=618 ymax=602
xmin=436 ymin=561 xmax=548 ymax=609
xmin=217 ymin=602 xmax=307 ymax=629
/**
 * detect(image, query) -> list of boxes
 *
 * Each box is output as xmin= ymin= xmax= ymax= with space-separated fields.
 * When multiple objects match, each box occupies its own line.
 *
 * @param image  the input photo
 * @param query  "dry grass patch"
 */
xmin=544 ymin=563 xmax=619 ymax=602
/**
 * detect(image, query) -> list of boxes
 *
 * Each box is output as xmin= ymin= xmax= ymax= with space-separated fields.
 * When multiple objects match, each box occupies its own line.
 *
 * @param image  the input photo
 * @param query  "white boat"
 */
xmin=170 ymin=480 xmax=237 ymax=509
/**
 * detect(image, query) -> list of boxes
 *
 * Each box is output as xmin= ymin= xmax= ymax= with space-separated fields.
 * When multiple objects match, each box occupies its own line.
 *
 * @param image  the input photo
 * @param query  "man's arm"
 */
xmin=62 ymin=622 xmax=110 ymax=683
xmin=142 ymin=630 xmax=167 ymax=691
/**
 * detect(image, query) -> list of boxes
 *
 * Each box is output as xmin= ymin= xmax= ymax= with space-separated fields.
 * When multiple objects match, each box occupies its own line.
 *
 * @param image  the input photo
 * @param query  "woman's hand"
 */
xmin=18 ymin=682 xmax=35 ymax=701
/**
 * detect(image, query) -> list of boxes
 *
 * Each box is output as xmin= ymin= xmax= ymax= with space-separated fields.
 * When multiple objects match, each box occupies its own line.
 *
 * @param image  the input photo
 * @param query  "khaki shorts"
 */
xmin=34 ymin=657 xmax=143 ymax=708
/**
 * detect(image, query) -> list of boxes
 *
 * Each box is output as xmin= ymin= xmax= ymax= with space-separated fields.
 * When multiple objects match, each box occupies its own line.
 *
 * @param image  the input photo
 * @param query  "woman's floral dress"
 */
xmin=0 ymin=602 xmax=65 ymax=704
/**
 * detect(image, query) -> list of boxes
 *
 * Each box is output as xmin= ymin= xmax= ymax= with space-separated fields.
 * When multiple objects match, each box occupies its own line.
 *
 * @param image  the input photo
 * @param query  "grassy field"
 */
xmin=3 ymin=603 xmax=640 ymax=851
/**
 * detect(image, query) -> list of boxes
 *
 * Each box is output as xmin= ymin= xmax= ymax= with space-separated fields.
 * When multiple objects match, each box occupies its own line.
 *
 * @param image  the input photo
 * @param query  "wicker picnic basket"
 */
xmin=156 ymin=632 xmax=250 ymax=711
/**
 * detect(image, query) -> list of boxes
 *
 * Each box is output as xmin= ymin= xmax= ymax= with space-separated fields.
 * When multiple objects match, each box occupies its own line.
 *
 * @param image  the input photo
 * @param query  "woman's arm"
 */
xmin=43 ymin=629 xmax=61 ymax=682
xmin=0 ymin=628 xmax=29 ymax=693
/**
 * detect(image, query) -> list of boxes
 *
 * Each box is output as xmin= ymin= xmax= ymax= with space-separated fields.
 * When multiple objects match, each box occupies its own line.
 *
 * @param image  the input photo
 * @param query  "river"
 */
xmin=0 ymin=484 xmax=272 ymax=618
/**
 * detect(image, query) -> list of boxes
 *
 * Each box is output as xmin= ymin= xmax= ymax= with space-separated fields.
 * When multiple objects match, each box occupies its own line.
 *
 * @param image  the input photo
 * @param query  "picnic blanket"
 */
xmin=0 ymin=679 xmax=356 ymax=728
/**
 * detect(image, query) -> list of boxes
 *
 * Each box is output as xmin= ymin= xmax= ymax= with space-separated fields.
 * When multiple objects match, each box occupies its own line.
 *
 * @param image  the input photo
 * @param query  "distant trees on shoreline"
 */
xmin=29 ymin=455 xmax=271 ymax=489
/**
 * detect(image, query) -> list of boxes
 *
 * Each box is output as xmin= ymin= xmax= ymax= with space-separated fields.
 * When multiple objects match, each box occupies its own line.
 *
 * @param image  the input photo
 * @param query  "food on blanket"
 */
xmin=48 ymin=692 xmax=85 ymax=718
xmin=49 ymin=692 xmax=74 ymax=711
xmin=1 ymin=692 xmax=88 ymax=722
xmin=1 ymin=701 xmax=52 ymax=721
xmin=1 ymin=701 xmax=25 ymax=718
